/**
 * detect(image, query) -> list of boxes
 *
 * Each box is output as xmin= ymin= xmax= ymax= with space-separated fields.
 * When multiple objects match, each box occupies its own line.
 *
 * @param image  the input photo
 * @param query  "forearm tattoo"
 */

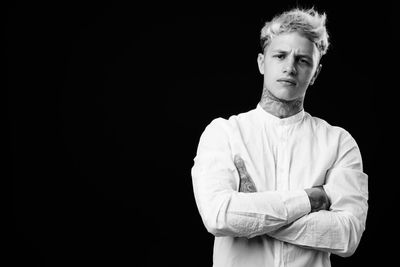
xmin=234 ymin=155 xmax=257 ymax=193
xmin=239 ymin=176 xmax=257 ymax=193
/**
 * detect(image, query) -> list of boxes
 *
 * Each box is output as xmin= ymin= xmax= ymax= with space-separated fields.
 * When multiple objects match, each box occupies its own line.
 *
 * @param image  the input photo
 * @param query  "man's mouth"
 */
xmin=277 ymin=78 xmax=297 ymax=86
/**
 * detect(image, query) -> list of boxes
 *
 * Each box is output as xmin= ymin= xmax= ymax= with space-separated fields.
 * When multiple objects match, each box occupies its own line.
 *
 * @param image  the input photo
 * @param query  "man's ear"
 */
xmin=257 ymin=53 xmax=265 ymax=75
xmin=310 ymin=64 xmax=322 ymax=86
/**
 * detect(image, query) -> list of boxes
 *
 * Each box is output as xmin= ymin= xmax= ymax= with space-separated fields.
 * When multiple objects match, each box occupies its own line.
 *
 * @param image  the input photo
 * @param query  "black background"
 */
xmin=9 ymin=1 xmax=393 ymax=266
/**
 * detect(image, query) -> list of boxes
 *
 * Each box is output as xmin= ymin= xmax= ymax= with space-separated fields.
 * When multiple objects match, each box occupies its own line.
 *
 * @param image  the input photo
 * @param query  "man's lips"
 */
xmin=277 ymin=78 xmax=297 ymax=85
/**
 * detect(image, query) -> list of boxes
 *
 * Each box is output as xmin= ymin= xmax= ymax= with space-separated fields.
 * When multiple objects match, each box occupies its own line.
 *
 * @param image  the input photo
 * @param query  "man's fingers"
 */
xmin=234 ymin=155 xmax=248 ymax=179
xmin=306 ymin=186 xmax=331 ymax=212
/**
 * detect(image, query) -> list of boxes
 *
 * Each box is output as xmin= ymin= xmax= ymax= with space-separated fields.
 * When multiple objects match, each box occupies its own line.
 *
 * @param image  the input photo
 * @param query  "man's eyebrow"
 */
xmin=270 ymin=49 xmax=314 ymax=61
xmin=271 ymin=49 xmax=289 ymax=53
xmin=296 ymin=54 xmax=313 ymax=60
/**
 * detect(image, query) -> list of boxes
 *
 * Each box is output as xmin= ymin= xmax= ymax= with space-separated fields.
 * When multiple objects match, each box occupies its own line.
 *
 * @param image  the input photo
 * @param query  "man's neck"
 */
xmin=259 ymin=88 xmax=304 ymax=119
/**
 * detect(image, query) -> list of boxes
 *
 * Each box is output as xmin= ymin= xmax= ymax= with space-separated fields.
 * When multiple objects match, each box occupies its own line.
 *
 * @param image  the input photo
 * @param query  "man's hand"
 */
xmin=304 ymin=186 xmax=330 ymax=212
xmin=234 ymin=155 xmax=257 ymax=193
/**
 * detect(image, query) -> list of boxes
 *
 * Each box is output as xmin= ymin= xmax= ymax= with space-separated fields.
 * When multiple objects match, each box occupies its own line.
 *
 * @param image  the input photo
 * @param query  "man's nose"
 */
xmin=283 ymin=57 xmax=297 ymax=75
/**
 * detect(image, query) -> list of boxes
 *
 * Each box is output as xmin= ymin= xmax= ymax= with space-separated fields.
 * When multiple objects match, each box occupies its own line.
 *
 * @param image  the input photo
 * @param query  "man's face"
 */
xmin=257 ymin=32 xmax=321 ymax=101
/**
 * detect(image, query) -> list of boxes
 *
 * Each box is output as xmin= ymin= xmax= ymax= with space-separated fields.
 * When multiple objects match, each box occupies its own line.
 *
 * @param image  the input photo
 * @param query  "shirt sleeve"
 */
xmin=191 ymin=119 xmax=311 ymax=238
xmin=268 ymin=131 xmax=368 ymax=257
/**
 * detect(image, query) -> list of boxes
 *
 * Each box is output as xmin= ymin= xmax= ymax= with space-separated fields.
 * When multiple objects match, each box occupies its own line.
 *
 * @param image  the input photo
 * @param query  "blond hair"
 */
xmin=260 ymin=8 xmax=329 ymax=57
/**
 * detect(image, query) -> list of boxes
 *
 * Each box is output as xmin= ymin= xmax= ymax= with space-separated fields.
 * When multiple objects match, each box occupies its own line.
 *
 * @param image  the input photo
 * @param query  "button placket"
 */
xmin=275 ymin=126 xmax=281 ymax=190
xmin=279 ymin=125 xmax=289 ymax=191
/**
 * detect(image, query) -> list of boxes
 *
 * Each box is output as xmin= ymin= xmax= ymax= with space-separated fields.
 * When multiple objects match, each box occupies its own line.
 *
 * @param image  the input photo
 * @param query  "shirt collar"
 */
xmin=255 ymin=103 xmax=305 ymax=126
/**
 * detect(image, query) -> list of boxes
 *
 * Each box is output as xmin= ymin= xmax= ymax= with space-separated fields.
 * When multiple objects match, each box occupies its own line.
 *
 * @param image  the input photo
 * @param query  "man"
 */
xmin=191 ymin=8 xmax=368 ymax=267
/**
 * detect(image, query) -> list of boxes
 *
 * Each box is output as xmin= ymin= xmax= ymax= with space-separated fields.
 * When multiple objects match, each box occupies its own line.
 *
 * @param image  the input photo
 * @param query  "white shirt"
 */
xmin=191 ymin=104 xmax=368 ymax=267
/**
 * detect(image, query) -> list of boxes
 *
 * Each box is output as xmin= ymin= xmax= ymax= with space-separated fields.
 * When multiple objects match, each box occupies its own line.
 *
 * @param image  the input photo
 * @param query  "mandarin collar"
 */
xmin=255 ymin=104 xmax=305 ymax=126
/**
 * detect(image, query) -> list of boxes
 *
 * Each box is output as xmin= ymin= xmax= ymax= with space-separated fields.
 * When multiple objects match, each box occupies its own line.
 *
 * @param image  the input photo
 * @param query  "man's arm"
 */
xmin=266 ymin=133 xmax=368 ymax=257
xmin=192 ymin=119 xmax=311 ymax=238
xmin=235 ymin=155 xmax=330 ymax=212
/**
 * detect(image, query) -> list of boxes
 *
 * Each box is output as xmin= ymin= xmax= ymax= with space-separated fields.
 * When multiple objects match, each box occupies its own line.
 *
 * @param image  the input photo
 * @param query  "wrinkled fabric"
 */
xmin=192 ymin=104 xmax=368 ymax=267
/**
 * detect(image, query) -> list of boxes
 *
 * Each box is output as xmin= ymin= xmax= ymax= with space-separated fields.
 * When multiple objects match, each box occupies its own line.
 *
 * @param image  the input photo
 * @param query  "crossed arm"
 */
xmin=192 ymin=121 xmax=368 ymax=257
xmin=220 ymin=154 xmax=366 ymax=256
xmin=234 ymin=155 xmax=330 ymax=212
xmin=234 ymin=155 xmax=364 ymax=257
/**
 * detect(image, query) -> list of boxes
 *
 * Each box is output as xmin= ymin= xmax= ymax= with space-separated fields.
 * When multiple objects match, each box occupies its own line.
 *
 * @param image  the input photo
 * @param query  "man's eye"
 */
xmin=299 ymin=58 xmax=310 ymax=65
xmin=274 ymin=54 xmax=285 ymax=59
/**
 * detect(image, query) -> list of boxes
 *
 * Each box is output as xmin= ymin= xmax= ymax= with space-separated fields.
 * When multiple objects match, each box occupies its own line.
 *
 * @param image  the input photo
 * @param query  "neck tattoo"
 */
xmin=259 ymin=88 xmax=304 ymax=119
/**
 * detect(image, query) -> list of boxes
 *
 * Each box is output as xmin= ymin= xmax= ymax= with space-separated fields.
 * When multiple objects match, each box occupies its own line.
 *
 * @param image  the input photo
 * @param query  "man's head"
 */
xmin=257 ymin=8 xmax=329 ymax=101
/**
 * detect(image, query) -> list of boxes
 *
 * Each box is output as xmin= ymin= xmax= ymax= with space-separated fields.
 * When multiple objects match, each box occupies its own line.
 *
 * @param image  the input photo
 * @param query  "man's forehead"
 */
xmin=268 ymin=32 xmax=317 ymax=56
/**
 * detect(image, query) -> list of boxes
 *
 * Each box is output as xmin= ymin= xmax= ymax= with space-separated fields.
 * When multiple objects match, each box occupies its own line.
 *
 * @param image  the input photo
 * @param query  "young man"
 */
xmin=191 ymin=8 xmax=368 ymax=267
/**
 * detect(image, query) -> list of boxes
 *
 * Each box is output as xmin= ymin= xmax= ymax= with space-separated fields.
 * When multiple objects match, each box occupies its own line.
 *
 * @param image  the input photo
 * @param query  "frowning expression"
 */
xmin=257 ymin=32 xmax=321 ymax=101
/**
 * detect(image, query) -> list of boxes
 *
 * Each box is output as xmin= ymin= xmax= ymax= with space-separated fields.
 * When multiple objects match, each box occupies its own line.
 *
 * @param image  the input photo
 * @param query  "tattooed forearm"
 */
xmin=234 ymin=155 xmax=257 ymax=193
xmin=239 ymin=177 xmax=257 ymax=193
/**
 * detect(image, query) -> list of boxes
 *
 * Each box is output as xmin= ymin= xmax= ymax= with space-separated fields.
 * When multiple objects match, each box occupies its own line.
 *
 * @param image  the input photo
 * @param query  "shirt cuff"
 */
xmin=281 ymin=190 xmax=311 ymax=223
